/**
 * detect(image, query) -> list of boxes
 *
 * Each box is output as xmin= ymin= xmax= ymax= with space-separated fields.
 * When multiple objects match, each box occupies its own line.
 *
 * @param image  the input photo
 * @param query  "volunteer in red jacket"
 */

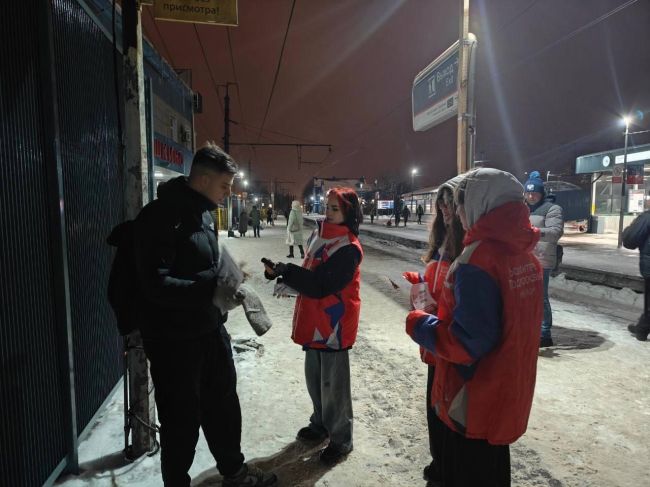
xmin=406 ymin=168 xmax=543 ymax=486
xmin=263 ymin=187 xmax=363 ymax=465
xmin=402 ymin=175 xmax=465 ymax=485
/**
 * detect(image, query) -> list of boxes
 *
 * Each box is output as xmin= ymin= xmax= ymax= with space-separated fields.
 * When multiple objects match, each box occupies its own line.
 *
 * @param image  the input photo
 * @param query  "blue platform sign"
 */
xmin=412 ymin=41 xmax=459 ymax=132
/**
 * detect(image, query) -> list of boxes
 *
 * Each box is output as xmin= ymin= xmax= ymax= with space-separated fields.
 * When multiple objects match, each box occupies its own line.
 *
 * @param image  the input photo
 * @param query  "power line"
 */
xmin=258 ymin=0 xmax=297 ymax=142
xmin=510 ymin=0 xmax=639 ymax=71
xmin=193 ymin=24 xmax=225 ymax=117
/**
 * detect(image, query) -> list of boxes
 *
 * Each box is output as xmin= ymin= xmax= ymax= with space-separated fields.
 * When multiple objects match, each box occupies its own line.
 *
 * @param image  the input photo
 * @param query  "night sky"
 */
xmin=142 ymin=0 xmax=650 ymax=195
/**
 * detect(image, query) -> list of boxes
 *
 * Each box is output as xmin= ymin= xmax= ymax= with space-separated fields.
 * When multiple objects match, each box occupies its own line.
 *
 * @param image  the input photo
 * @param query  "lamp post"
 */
xmin=617 ymin=116 xmax=631 ymax=249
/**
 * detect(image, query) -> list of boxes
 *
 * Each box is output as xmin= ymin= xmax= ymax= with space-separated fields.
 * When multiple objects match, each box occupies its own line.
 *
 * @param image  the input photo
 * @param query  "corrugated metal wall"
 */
xmin=0 ymin=0 xmax=124 ymax=485
xmin=0 ymin=2 xmax=70 ymax=486
xmin=52 ymin=0 xmax=123 ymax=438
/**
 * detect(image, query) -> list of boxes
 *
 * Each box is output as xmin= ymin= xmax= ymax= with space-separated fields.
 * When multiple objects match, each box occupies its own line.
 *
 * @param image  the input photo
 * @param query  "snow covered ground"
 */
xmin=56 ymin=224 xmax=650 ymax=486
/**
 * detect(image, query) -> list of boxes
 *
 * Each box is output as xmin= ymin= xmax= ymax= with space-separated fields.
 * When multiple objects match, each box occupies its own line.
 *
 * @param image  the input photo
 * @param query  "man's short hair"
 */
xmin=191 ymin=142 xmax=238 ymax=175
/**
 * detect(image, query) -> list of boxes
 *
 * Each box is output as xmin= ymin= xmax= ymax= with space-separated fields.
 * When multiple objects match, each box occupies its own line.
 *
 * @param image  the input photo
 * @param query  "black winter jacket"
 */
xmin=622 ymin=211 xmax=650 ymax=278
xmin=134 ymin=176 xmax=225 ymax=339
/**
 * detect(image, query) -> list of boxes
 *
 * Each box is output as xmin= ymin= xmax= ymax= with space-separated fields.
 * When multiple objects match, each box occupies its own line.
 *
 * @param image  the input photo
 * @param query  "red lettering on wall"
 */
xmin=154 ymin=139 xmax=184 ymax=167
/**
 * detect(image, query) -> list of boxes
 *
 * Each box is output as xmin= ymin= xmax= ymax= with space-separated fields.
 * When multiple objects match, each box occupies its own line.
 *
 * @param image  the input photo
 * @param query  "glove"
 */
xmin=402 ymin=271 xmax=422 ymax=284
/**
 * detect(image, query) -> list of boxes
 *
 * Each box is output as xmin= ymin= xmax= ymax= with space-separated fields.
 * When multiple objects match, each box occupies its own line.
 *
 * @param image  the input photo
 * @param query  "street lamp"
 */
xmin=617 ymin=116 xmax=631 ymax=249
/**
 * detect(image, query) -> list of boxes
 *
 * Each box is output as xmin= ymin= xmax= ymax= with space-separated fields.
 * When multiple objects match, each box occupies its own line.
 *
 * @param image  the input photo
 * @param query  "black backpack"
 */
xmin=107 ymin=220 xmax=141 ymax=336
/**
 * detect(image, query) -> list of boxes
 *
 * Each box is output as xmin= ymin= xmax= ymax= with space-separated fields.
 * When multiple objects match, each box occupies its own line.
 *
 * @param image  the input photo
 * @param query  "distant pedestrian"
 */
xmin=394 ymin=205 xmax=401 ymax=227
xmin=524 ymin=170 xmax=563 ymax=347
xmin=263 ymin=187 xmax=364 ymax=465
xmin=238 ymin=208 xmax=249 ymax=237
xmin=250 ymin=205 xmax=261 ymax=238
xmin=402 ymin=175 xmax=465 ymax=485
xmin=416 ymin=204 xmax=424 ymax=224
xmin=266 ymin=207 xmax=274 ymax=226
xmin=406 ymin=168 xmax=543 ymax=487
xmin=286 ymin=200 xmax=305 ymax=258
xmin=623 ymin=210 xmax=650 ymax=341
xmin=402 ymin=206 xmax=411 ymax=227
xmin=370 ymin=204 xmax=377 ymax=224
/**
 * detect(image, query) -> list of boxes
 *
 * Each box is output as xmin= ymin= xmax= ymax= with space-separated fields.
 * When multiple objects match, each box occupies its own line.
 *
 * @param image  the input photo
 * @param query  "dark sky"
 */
xmin=142 ymin=0 xmax=650 ymax=195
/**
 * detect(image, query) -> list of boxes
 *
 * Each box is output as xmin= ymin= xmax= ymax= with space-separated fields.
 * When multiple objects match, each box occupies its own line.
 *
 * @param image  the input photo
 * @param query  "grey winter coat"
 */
xmin=528 ymin=200 xmax=563 ymax=269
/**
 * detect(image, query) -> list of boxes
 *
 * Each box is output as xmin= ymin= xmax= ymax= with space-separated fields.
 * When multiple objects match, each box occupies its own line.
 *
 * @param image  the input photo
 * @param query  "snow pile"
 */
xmin=551 ymin=273 xmax=643 ymax=309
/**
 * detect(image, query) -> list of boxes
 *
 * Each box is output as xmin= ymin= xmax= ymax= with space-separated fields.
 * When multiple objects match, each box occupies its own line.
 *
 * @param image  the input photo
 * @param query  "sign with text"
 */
xmin=412 ymin=41 xmax=459 ymax=132
xmin=153 ymin=132 xmax=192 ymax=174
xmin=154 ymin=0 xmax=238 ymax=26
xmin=377 ymin=200 xmax=394 ymax=210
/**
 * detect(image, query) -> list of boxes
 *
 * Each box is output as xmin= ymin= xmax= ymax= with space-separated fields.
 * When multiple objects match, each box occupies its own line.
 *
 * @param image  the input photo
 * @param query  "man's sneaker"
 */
xmin=629 ymin=318 xmax=650 ymax=341
xmin=540 ymin=336 xmax=554 ymax=348
xmin=296 ymin=426 xmax=328 ymax=442
xmin=319 ymin=444 xmax=352 ymax=465
xmin=222 ymin=464 xmax=277 ymax=487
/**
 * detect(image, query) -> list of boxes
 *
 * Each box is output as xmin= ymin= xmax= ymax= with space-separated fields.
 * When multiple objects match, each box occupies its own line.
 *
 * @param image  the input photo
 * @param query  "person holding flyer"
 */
xmin=402 ymin=175 xmax=465 ymax=486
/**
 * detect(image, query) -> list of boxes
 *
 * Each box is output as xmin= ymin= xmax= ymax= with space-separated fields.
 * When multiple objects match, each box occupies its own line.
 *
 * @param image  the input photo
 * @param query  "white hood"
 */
xmin=460 ymin=168 xmax=524 ymax=228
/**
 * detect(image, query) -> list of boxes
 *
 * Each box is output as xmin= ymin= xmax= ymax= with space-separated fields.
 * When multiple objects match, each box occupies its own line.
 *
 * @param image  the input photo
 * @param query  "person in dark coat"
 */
xmin=416 ymin=204 xmax=424 ymax=224
xmin=134 ymin=144 xmax=277 ymax=487
xmin=402 ymin=206 xmax=411 ymax=227
xmin=250 ymin=205 xmax=261 ymax=238
xmin=623 ymin=210 xmax=650 ymax=341
xmin=238 ymin=209 xmax=249 ymax=237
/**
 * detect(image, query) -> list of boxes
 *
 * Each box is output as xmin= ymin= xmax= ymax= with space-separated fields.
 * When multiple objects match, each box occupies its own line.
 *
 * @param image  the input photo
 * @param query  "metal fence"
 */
xmin=0 ymin=0 xmax=124 ymax=485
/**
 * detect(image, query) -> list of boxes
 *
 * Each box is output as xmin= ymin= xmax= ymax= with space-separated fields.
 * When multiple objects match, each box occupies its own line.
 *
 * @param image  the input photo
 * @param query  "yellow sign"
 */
xmin=154 ymin=0 xmax=238 ymax=26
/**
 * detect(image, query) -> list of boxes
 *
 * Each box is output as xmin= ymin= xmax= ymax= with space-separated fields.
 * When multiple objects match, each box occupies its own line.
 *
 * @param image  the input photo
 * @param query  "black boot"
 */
xmin=287 ymin=246 xmax=294 ymax=258
xmin=629 ymin=315 xmax=650 ymax=341
xmin=298 ymin=245 xmax=305 ymax=258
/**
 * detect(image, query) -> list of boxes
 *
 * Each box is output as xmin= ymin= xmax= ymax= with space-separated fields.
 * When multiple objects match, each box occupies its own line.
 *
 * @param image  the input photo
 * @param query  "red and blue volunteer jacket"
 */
xmin=404 ymin=251 xmax=452 ymax=365
xmin=406 ymin=201 xmax=543 ymax=445
xmin=283 ymin=221 xmax=363 ymax=351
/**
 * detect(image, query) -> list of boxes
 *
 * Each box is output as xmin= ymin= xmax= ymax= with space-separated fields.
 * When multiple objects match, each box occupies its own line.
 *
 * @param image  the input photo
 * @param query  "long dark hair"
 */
xmin=422 ymin=187 xmax=464 ymax=263
xmin=326 ymin=186 xmax=363 ymax=236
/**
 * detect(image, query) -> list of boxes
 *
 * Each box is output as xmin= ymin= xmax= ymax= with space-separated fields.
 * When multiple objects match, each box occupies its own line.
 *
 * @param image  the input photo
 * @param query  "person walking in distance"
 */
xmin=250 ymin=205 xmax=261 ymax=238
xmin=524 ymin=170 xmax=563 ymax=347
xmin=286 ymin=200 xmax=305 ymax=258
xmin=416 ymin=204 xmax=424 ymax=224
xmin=623 ymin=210 xmax=650 ymax=341
xmin=402 ymin=205 xmax=411 ymax=227
xmin=263 ymin=187 xmax=364 ymax=465
xmin=134 ymin=143 xmax=277 ymax=487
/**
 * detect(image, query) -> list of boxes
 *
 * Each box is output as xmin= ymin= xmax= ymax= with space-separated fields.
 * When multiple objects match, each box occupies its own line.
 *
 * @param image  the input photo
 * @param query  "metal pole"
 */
xmin=223 ymin=85 xmax=232 ymax=233
xmin=122 ymin=0 xmax=155 ymax=458
xmin=617 ymin=123 xmax=630 ymax=248
xmin=456 ymin=0 xmax=470 ymax=175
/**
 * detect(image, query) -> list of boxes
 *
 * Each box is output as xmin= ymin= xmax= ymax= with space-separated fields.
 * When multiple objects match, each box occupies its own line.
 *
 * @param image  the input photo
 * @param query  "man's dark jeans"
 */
xmin=143 ymin=327 xmax=245 ymax=486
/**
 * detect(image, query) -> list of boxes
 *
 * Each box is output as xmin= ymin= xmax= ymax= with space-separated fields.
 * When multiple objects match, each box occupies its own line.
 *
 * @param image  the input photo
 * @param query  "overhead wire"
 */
xmin=258 ymin=0 xmax=297 ymax=142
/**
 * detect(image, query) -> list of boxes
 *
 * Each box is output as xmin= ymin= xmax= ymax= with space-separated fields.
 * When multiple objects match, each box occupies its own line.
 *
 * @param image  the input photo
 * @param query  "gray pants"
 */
xmin=304 ymin=349 xmax=353 ymax=451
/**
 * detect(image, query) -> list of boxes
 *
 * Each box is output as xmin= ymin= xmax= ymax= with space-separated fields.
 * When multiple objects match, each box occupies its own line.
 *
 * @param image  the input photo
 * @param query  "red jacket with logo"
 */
xmin=404 ymin=253 xmax=451 ymax=365
xmin=406 ymin=201 xmax=543 ymax=445
xmin=290 ymin=222 xmax=363 ymax=350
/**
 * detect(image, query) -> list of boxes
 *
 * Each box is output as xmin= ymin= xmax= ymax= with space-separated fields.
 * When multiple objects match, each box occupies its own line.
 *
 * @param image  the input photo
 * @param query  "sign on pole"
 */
xmin=154 ymin=0 xmax=238 ymax=26
xmin=412 ymin=41 xmax=460 ymax=132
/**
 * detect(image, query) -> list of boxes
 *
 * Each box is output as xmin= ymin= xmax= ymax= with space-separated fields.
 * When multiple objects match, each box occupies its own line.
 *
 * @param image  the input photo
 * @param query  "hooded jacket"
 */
xmin=134 ymin=176 xmax=225 ymax=340
xmin=406 ymin=168 xmax=543 ymax=445
xmin=525 ymin=172 xmax=563 ymax=269
xmin=404 ymin=174 xmax=465 ymax=365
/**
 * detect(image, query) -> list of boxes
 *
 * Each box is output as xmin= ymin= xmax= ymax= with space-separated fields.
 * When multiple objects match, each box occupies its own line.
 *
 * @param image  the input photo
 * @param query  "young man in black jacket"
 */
xmin=135 ymin=144 xmax=277 ymax=487
xmin=623 ymin=210 xmax=650 ymax=341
